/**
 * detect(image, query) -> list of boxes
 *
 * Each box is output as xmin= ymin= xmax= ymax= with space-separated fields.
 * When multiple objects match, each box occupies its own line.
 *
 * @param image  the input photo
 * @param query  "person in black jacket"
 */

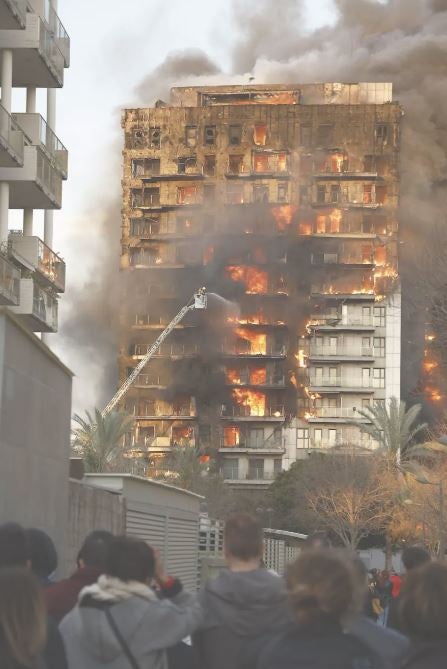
xmin=0 ymin=523 xmax=67 ymax=669
xmin=399 ymin=561 xmax=447 ymax=669
xmin=258 ymin=549 xmax=384 ymax=669
xmin=387 ymin=545 xmax=430 ymax=632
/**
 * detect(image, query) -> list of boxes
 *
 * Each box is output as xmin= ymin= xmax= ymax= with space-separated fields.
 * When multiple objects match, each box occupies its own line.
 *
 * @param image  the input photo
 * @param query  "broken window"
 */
xmin=204 ymin=125 xmax=216 ymax=145
xmin=361 ymin=244 xmax=373 ymax=263
xmin=224 ymin=426 xmax=240 ymax=447
xmin=300 ymin=185 xmax=310 ymax=205
xmin=131 ymin=189 xmax=143 ymax=207
xmin=132 ymin=159 xmax=160 ymax=177
xmin=228 ymin=155 xmax=244 ymax=174
xmin=253 ymin=123 xmax=267 ymax=146
xmin=362 ymin=216 xmax=373 ymax=233
xmin=143 ymin=188 xmax=160 ymax=206
xmin=229 ymin=125 xmax=242 ymax=146
xmin=177 ymin=186 xmax=198 ymax=204
xmin=375 ymin=185 xmax=387 ymax=204
xmin=277 ymin=183 xmax=288 ymax=202
xmin=149 ymin=127 xmax=161 ymax=148
xmin=375 ymin=245 xmax=387 ymax=265
xmin=363 ymin=155 xmax=375 ymax=172
xmin=316 ymin=185 xmax=326 ymax=204
xmin=300 ymin=125 xmax=312 ymax=147
xmin=203 ymin=184 xmax=216 ymax=203
xmin=185 ymin=126 xmax=197 ymax=148
xmin=363 ymin=184 xmax=373 ymax=204
xmin=176 ymin=215 xmax=196 ymax=233
xmin=277 ymin=153 xmax=287 ymax=172
xmin=254 ymin=153 xmax=269 ymax=172
xmin=253 ymin=185 xmax=269 ymax=203
xmin=178 ymin=156 xmax=197 ymax=174
xmin=330 ymin=185 xmax=340 ymax=203
xmin=204 ymin=155 xmax=216 ymax=176
xmin=130 ymin=218 xmax=159 ymax=237
xmin=300 ymin=154 xmax=313 ymax=175
xmin=375 ymin=124 xmax=388 ymax=145
xmin=316 ymin=124 xmax=334 ymax=147
xmin=227 ymin=184 xmax=245 ymax=204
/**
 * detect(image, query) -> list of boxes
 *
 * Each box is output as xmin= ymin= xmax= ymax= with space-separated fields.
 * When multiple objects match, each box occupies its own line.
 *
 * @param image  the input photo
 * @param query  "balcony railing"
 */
xmin=133 ymin=373 xmax=165 ymax=387
xmin=36 ymin=147 xmax=62 ymax=205
xmin=221 ymin=405 xmax=285 ymax=418
xmin=32 ymin=282 xmax=58 ymax=331
xmin=309 ymin=346 xmax=373 ymax=357
xmin=307 ymin=407 xmax=363 ymax=419
xmin=39 ymin=18 xmax=66 ymax=83
xmin=44 ymin=0 xmax=70 ymax=65
xmin=132 ymin=344 xmax=199 ymax=357
xmin=0 ymin=104 xmax=24 ymax=165
xmin=128 ymin=404 xmax=196 ymax=418
xmin=308 ymin=315 xmax=374 ymax=328
xmin=220 ymin=438 xmax=283 ymax=450
xmin=0 ymin=253 xmax=20 ymax=305
xmin=9 ymin=233 xmax=65 ymax=291
xmin=309 ymin=376 xmax=376 ymax=389
xmin=223 ymin=471 xmax=277 ymax=481
xmin=221 ymin=345 xmax=288 ymax=357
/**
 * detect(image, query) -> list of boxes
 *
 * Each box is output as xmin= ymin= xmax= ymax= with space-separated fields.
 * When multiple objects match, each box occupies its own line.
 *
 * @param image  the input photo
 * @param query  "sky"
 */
xmin=35 ymin=0 xmax=337 ymax=410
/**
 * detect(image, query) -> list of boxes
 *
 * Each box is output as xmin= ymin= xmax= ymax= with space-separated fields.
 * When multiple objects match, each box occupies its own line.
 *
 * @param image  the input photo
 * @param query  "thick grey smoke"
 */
xmin=57 ymin=0 xmax=447 ymax=413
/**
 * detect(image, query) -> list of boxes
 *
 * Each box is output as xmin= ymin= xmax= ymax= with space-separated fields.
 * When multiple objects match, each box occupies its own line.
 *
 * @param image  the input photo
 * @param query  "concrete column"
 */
xmin=0 ymin=182 xmax=9 ymax=245
xmin=26 ymin=87 xmax=37 ymax=113
xmin=0 ymin=50 xmax=13 ymax=243
xmin=43 ymin=88 xmax=56 ymax=246
xmin=23 ymin=87 xmax=37 ymax=236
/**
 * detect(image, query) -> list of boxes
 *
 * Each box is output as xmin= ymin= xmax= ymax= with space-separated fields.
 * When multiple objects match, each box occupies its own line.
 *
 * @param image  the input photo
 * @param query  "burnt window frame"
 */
xmin=185 ymin=125 xmax=198 ymax=148
xmin=149 ymin=127 xmax=161 ymax=149
xmin=229 ymin=124 xmax=242 ymax=146
xmin=204 ymin=125 xmax=217 ymax=146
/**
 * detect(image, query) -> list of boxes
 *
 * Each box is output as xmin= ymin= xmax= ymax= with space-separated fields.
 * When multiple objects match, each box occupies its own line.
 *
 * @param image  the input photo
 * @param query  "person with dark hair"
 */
xmin=387 ymin=545 xmax=430 ymax=632
xmin=301 ymin=530 xmax=331 ymax=551
xmin=194 ymin=513 xmax=290 ymax=669
xmin=345 ymin=556 xmax=409 ymax=669
xmin=0 ymin=567 xmax=47 ymax=669
xmin=0 ymin=522 xmax=67 ymax=669
xmin=258 ymin=550 xmax=383 ymax=669
xmin=60 ymin=535 xmax=202 ymax=669
xmin=26 ymin=528 xmax=58 ymax=585
xmin=45 ymin=529 xmax=114 ymax=622
xmin=399 ymin=561 xmax=447 ymax=668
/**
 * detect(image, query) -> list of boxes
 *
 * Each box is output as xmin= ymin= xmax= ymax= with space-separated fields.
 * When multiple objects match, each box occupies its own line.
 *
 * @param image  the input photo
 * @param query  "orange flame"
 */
xmin=272 ymin=205 xmax=297 ymax=231
xmin=226 ymin=265 xmax=268 ymax=294
xmin=224 ymin=426 xmax=240 ymax=447
xmin=296 ymin=350 xmax=307 ymax=368
xmin=232 ymin=388 xmax=266 ymax=415
xmin=234 ymin=328 xmax=267 ymax=355
xmin=298 ymin=221 xmax=312 ymax=235
xmin=251 ymin=367 xmax=267 ymax=384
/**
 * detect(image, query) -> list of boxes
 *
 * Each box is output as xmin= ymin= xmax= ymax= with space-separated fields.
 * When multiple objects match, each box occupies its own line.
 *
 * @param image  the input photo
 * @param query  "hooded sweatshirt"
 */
xmin=194 ymin=568 xmax=290 ymax=669
xmin=59 ymin=575 xmax=202 ymax=669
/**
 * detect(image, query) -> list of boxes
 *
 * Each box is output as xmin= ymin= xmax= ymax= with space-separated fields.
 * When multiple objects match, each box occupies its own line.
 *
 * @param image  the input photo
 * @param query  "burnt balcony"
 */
xmin=0 ymin=144 xmax=62 ymax=208
xmin=0 ymin=11 xmax=69 ymax=87
xmin=221 ymin=344 xmax=288 ymax=359
xmin=0 ymin=104 xmax=24 ymax=167
xmin=310 ymin=252 xmax=375 ymax=267
xmin=225 ymin=373 xmax=286 ymax=388
xmin=131 ymin=343 xmax=199 ymax=359
xmin=0 ymin=252 xmax=20 ymax=305
xmin=221 ymin=405 xmax=285 ymax=420
xmin=9 ymin=233 xmax=65 ymax=292
xmin=127 ymin=400 xmax=197 ymax=419
xmin=13 ymin=113 xmax=68 ymax=178
xmin=307 ymin=313 xmax=375 ymax=330
xmin=0 ymin=0 xmax=27 ymax=29
xmin=132 ymin=373 xmax=166 ymax=389
xmin=10 ymin=277 xmax=57 ymax=332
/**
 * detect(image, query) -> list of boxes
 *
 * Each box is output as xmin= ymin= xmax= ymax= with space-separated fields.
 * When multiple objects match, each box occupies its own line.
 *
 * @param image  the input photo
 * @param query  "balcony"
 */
xmin=0 ymin=13 xmax=68 ymax=87
xmin=226 ymin=375 xmax=286 ymax=388
xmin=0 ymin=104 xmax=24 ymax=167
xmin=0 ymin=145 xmax=62 ymax=208
xmin=305 ymin=407 xmax=371 ymax=422
xmin=0 ymin=0 xmax=27 ymax=28
xmin=0 ymin=252 xmax=20 ymax=305
xmin=307 ymin=314 xmax=375 ymax=330
xmin=311 ymin=253 xmax=375 ymax=267
xmin=128 ymin=402 xmax=197 ymax=419
xmin=308 ymin=346 xmax=374 ymax=361
xmin=308 ymin=376 xmax=375 ymax=393
xmin=9 ymin=234 xmax=65 ymax=292
xmin=9 ymin=278 xmax=57 ymax=332
xmin=131 ymin=344 xmax=199 ymax=359
xmin=221 ymin=405 xmax=285 ymax=420
xmin=221 ymin=345 xmax=288 ymax=358
xmin=133 ymin=373 xmax=166 ymax=389
xmin=13 ymin=113 xmax=68 ymax=177
xmin=223 ymin=472 xmax=277 ymax=485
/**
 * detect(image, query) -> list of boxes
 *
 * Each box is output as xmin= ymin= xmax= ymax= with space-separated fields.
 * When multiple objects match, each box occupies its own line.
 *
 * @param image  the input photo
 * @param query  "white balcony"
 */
xmin=306 ymin=407 xmax=371 ymax=421
xmin=0 ymin=145 xmax=62 ymax=208
xmin=10 ymin=277 xmax=57 ymax=332
xmin=0 ymin=0 xmax=27 ymax=29
xmin=0 ymin=252 xmax=20 ymax=305
xmin=309 ymin=346 xmax=373 ymax=359
xmin=13 ymin=113 xmax=67 ymax=177
xmin=0 ymin=104 xmax=24 ymax=167
xmin=308 ymin=376 xmax=376 ymax=392
xmin=0 ymin=12 xmax=68 ymax=87
xmin=9 ymin=233 xmax=65 ymax=292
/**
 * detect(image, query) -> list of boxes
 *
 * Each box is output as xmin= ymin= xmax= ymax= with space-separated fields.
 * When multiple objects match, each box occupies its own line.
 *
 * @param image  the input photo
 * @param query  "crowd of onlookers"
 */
xmin=0 ymin=516 xmax=446 ymax=668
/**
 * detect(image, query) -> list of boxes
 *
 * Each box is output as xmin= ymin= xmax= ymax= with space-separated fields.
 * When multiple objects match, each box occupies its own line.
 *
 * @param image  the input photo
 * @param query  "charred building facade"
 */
xmin=120 ymin=83 xmax=401 ymax=488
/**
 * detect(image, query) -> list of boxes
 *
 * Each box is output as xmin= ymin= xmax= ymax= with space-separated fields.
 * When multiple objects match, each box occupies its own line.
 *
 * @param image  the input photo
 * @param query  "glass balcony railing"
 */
xmin=221 ymin=406 xmax=285 ymax=418
xmin=44 ymin=0 xmax=70 ymax=65
xmin=36 ymin=147 xmax=62 ymax=206
xmin=0 ymin=253 xmax=20 ymax=305
xmin=13 ymin=113 xmax=68 ymax=177
xmin=39 ymin=18 xmax=65 ymax=84
xmin=32 ymin=282 xmax=58 ymax=331
xmin=309 ymin=346 xmax=373 ymax=357
xmin=0 ymin=104 xmax=24 ymax=165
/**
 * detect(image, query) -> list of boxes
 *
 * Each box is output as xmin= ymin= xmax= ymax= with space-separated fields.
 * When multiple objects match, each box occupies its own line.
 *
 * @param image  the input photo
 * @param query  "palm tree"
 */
xmin=72 ymin=408 xmax=134 ymax=473
xmin=355 ymin=397 xmax=427 ymax=467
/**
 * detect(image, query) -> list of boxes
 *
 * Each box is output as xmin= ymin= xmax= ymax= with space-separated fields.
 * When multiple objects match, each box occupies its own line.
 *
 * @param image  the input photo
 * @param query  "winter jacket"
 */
xmin=193 ymin=567 xmax=290 ymax=669
xmin=346 ymin=614 xmax=409 ymax=669
xmin=257 ymin=617 xmax=385 ymax=669
xmin=45 ymin=566 xmax=102 ymax=622
xmin=45 ymin=617 xmax=68 ymax=669
xmin=59 ymin=575 xmax=202 ymax=669
xmin=401 ymin=640 xmax=447 ymax=669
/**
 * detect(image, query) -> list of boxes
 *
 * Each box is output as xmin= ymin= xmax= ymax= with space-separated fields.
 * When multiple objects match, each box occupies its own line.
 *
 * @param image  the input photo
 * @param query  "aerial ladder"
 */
xmin=102 ymin=287 xmax=208 ymax=417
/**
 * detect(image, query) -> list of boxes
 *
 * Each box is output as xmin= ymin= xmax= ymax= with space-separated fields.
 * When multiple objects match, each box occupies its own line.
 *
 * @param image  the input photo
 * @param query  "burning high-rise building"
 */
xmin=120 ymin=83 xmax=401 ymax=487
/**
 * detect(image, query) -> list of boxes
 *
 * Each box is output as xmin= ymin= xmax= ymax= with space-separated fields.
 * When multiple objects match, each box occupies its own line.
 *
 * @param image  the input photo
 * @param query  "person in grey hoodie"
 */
xmin=344 ymin=555 xmax=409 ymax=669
xmin=60 ymin=535 xmax=202 ymax=669
xmin=193 ymin=513 xmax=290 ymax=669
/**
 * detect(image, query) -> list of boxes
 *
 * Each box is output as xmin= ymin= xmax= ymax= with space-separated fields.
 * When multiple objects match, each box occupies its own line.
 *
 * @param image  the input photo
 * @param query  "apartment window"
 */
xmin=204 ymin=125 xmax=216 ymax=146
xmin=330 ymin=185 xmax=341 ymax=203
xmin=227 ymin=184 xmax=245 ymax=204
xmin=176 ymin=215 xmax=196 ymax=233
xmin=185 ymin=126 xmax=197 ymax=147
xmin=316 ymin=124 xmax=334 ymax=146
xmin=132 ymin=159 xmax=160 ymax=177
xmin=177 ymin=186 xmax=198 ymax=204
xmin=254 ymin=153 xmax=269 ymax=173
xmin=314 ymin=429 xmax=323 ymax=446
xmin=178 ymin=156 xmax=197 ymax=174
xmin=375 ymin=124 xmax=389 ymax=145
xmin=248 ymin=428 xmax=264 ymax=449
xmin=149 ymin=127 xmax=161 ymax=148
xmin=300 ymin=186 xmax=310 ymax=205
xmin=372 ymin=368 xmax=385 ymax=388
xmin=300 ymin=125 xmax=312 ymax=147
xmin=253 ymin=123 xmax=267 ymax=146
xmin=277 ymin=183 xmax=288 ymax=202
xmin=223 ymin=459 xmax=239 ymax=480
xmin=362 ymin=216 xmax=373 ymax=233
xmin=362 ymin=368 xmax=371 ymax=387
xmin=374 ymin=337 xmax=385 ymax=357
xmin=328 ymin=429 xmax=337 ymax=446
xmin=317 ymin=185 xmax=326 ymax=204
xmin=198 ymin=424 xmax=211 ymax=447
xmin=204 ymin=155 xmax=216 ymax=176
xmin=300 ymin=154 xmax=313 ymax=175
xmin=273 ymin=459 xmax=282 ymax=474
xmin=362 ymin=336 xmax=371 ymax=352
xmin=362 ymin=398 xmax=372 ymax=408
xmin=203 ymin=184 xmax=216 ymax=203
xmin=374 ymin=306 xmax=386 ymax=327
xmin=229 ymin=124 xmax=242 ymax=145
xmin=224 ymin=426 xmax=240 ymax=447
xmin=139 ymin=400 xmax=155 ymax=417
xmin=363 ymin=155 xmax=375 ymax=172
xmin=248 ymin=458 xmax=264 ymax=480
xmin=253 ymin=185 xmax=269 ymax=203
xmin=363 ymin=184 xmax=373 ymax=204
xmin=376 ymin=185 xmax=387 ymax=205
xmin=297 ymin=428 xmax=309 ymax=449
xmin=228 ymin=154 xmax=244 ymax=175
xmin=362 ymin=306 xmax=371 ymax=324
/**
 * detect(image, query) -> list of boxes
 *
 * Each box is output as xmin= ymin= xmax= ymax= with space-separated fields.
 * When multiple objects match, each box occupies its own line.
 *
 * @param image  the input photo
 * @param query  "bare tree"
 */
xmin=302 ymin=453 xmax=394 ymax=550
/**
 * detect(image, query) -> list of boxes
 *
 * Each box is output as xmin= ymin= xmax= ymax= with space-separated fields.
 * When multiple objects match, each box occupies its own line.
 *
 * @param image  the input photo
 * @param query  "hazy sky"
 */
xmin=40 ymin=0 xmax=337 ymax=408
